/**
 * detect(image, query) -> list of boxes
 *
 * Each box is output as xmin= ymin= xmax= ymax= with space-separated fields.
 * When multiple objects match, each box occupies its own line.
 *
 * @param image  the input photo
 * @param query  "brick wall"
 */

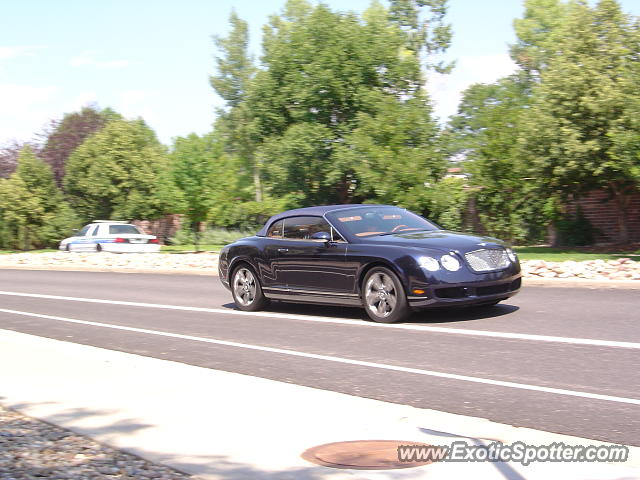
xmin=567 ymin=189 xmax=640 ymax=243
xmin=133 ymin=215 xmax=182 ymax=244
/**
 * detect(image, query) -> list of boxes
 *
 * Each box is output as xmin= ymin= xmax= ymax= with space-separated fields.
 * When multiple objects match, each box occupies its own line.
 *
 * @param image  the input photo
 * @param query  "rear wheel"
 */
xmin=231 ymin=264 xmax=269 ymax=311
xmin=362 ymin=267 xmax=410 ymax=323
xmin=96 ymin=244 xmax=102 ymax=252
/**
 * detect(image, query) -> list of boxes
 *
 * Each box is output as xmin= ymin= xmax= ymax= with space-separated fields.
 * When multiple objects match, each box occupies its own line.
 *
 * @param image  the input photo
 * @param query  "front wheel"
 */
xmin=362 ymin=267 xmax=411 ymax=323
xmin=231 ymin=265 xmax=269 ymax=312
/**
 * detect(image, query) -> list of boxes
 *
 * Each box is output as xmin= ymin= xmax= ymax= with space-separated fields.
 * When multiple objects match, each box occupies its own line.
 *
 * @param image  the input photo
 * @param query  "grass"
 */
xmin=2 ymin=245 xmax=639 ymax=262
xmin=160 ymin=244 xmax=225 ymax=253
xmin=514 ymin=246 xmax=640 ymax=262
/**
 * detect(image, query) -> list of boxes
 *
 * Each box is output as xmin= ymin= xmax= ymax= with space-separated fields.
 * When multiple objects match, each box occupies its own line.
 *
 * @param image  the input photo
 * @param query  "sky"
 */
xmin=1 ymin=0 xmax=639 ymax=147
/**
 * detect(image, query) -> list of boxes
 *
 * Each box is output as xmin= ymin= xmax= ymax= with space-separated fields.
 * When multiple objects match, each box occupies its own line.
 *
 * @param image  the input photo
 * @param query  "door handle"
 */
xmin=277 ymin=248 xmax=289 ymax=253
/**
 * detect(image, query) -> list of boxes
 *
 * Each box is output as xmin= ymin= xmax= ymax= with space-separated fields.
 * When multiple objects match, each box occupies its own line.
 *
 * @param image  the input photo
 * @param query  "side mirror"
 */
xmin=310 ymin=231 xmax=331 ymax=241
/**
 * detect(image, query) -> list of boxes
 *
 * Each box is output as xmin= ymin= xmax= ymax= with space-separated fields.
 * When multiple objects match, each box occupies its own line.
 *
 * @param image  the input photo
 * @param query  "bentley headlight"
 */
xmin=506 ymin=248 xmax=517 ymax=263
xmin=440 ymin=254 xmax=461 ymax=271
xmin=419 ymin=256 xmax=440 ymax=271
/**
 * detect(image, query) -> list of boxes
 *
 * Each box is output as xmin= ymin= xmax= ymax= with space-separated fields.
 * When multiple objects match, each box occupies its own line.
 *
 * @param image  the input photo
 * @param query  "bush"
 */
xmin=169 ymin=227 xmax=256 ymax=246
xmin=556 ymin=208 xmax=597 ymax=246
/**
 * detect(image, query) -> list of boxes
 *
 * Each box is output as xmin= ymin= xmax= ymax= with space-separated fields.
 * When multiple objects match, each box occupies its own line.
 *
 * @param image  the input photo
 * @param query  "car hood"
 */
xmin=363 ymin=230 xmax=507 ymax=254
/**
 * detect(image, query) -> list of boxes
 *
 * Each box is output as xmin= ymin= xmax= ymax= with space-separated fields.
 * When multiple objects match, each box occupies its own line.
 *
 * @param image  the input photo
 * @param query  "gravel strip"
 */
xmin=0 ymin=404 xmax=190 ymax=480
xmin=0 ymin=251 xmax=639 ymax=281
xmin=0 ymin=253 xmax=218 ymax=274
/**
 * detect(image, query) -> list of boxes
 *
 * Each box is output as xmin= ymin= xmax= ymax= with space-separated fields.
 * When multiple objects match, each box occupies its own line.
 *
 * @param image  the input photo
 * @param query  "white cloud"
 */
xmin=114 ymin=89 xmax=162 ymax=130
xmin=0 ymin=46 xmax=39 ymax=61
xmin=428 ymin=53 xmax=517 ymax=122
xmin=0 ymin=83 xmax=59 ymax=143
xmin=69 ymin=52 xmax=130 ymax=70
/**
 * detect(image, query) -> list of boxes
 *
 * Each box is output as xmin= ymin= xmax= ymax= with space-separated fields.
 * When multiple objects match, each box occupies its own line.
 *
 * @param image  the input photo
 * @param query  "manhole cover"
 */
xmin=302 ymin=440 xmax=442 ymax=470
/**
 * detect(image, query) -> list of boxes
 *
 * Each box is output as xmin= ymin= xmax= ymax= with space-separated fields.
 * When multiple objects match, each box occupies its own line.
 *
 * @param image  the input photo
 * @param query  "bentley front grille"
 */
xmin=464 ymin=248 xmax=510 ymax=272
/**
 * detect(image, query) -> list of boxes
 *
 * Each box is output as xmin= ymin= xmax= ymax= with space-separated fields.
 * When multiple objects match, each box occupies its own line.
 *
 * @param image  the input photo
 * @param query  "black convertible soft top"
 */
xmin=255 ymin=204 xmax=388 ymax=236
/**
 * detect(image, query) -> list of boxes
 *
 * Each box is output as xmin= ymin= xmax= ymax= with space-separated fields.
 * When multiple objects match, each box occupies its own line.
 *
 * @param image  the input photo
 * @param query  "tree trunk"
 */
xmin=254 ymin=168 xmax=262 ymax=203
xmin=547 ymin=223 xmax=559 ymax=247
xmin=610 ymin=182 xmax=632 ymax=245
xmin=192 ymin=221 xmax=201 ymax=253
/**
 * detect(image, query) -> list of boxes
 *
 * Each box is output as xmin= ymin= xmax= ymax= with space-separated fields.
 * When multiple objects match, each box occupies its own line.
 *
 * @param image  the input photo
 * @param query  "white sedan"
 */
xmin=59 ymin=221 xmax=161 ymax=253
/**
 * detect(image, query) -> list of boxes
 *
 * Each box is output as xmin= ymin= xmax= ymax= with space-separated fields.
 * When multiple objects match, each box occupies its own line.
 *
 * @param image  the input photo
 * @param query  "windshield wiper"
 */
xmin=374 ymin=228 xmax=434 ymax=237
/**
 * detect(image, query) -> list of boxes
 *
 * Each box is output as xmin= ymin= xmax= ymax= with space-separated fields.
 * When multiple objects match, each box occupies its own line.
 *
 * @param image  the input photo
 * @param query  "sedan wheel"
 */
xmin=362 ymin=267 xmax=410 ymax=323
xmin=231 ymin=265 xmax=269 ymax=312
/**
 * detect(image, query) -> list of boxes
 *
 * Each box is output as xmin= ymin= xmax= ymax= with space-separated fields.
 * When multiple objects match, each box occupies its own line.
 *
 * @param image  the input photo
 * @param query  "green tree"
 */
xmin=519 ymin=0 xmax=640 ymax=243
xmin=0 ymin=146 xmax=79 ymax=249
xmin=448 ymin=79 xmax=540 ymax=242
xmin=210 ymin=11 xmax=261 ymax=201
xmin=335 ymin=93 xmax=444 ymax=210
xmin=64 ymin=118 xmax=176 ymax=221
xmin=40 ymin=106 xmax=120 ymax=186
xmin=245 ymin=0 xmax=449 ymax=207
xmin=170 ymin=133 xmax=221 ymax=251
xmin=510 ymin=0 xmax=568 ymax=81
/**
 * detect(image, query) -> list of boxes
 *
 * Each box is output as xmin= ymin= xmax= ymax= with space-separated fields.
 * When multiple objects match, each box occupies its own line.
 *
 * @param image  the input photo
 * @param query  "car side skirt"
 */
xmin=262 ymin=287 xmax=362 ymax=307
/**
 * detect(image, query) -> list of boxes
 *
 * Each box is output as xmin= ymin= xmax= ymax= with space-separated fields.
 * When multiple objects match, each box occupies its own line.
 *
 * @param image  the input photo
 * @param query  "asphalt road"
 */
xmin=0 ymin=269 xmax=638 ymax=446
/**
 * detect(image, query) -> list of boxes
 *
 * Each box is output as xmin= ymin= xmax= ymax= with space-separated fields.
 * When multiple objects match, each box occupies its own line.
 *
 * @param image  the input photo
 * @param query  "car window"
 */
xmin=283 ymin=216 xmax=332 ymax=240
xmin=267 ymin=220 xmax=284 ymax=238
xmin=326 ymin=206 xmax=438 ymax=238
xmin=89 ymin=226 xmax=100 ymax=236
xmin=77 ymin=225 xmax=91 ymax=236
xmin=109 ymin=225 xmax=143 ymax=235
xmin=331 ymin=227 xmax=345 ymax=242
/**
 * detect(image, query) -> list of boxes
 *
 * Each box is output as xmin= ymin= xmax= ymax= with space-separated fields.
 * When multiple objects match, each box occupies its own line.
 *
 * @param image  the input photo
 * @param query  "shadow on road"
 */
xmin=222 ymin=301 xmax=519 ymax=325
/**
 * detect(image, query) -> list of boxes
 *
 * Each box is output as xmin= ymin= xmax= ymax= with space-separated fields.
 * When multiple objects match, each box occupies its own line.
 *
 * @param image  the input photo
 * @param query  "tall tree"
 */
xmin=247 ymin=0 xmax=450 ymax=207
xmin=210 ymin=11 xmax=261 ymax=201
xmin=170 ymin=133 xmax=221 ymax=251
xmin=40 ymin=106 xmax=120 ymax=186
xmin=510 ymin=0 xmax=568 ymax=81
xmin=0 ymin=140 xmax=34 ymax=179
xmin=448 ymin=79 xmax=537 ymax=242
xmin=64 ymin=119 xmax=176 ymax=221
xmin=388 ymin=0 xmax=453 ymax=73
xmin=519 ymin=0 xmax=640 ymax=243
xmin=0 ymin=146 xmax=78 ymax=249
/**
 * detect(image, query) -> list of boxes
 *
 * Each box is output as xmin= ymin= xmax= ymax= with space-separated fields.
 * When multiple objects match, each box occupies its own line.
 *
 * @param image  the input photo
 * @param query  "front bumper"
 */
xmin=407 ymin=274 xmax=521 ymax=309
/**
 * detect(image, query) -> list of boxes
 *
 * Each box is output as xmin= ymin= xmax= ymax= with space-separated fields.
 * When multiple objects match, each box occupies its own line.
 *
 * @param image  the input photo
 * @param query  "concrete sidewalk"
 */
xmin=0 ymin=328 xmax=638 ymax=480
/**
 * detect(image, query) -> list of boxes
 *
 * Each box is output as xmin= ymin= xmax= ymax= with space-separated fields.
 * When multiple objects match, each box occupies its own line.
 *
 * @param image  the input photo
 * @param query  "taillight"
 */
xmin=149 ymin=238 xmax=159 ymax=244
xmin=114 ymin=238 xmax=127 ymax=243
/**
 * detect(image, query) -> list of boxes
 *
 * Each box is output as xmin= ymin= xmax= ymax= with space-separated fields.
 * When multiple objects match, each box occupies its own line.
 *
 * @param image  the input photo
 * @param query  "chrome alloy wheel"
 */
xmin=364 ymin=272 xmax=398 ymax=318
xmin=233 ymin=267 xmax=258 ymax=307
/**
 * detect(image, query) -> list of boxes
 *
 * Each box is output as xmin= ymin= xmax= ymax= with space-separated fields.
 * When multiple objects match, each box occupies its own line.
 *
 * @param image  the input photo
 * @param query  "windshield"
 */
xmin=326 ymin=206 xmax=439 ymax=238
xmin=109 ymin=225 xmax=143 ymax=235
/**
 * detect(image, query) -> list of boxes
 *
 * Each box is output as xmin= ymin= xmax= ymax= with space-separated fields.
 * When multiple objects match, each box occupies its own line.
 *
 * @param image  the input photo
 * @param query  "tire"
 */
xmin=96 ymin=244 xmax=102 ymax=252
xmin=231 ymin=264 xmax=269 ymax=312
xmin=362 ymin=267 xmax=411 ymax=323
xmin=65 ymin=244 xmax=70 ymax=252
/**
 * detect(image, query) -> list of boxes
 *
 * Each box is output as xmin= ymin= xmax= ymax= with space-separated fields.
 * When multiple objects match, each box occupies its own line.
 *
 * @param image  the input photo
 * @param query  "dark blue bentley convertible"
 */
xmin=219 ymin=204 xmax=521 ymax=323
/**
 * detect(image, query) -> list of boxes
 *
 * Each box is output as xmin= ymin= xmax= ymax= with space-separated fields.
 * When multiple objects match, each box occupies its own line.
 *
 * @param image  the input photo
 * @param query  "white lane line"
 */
xmin=0 ymin=290 xmax=638 ymax=350
xmin=1 ymin=306 xmax=638 ymax=406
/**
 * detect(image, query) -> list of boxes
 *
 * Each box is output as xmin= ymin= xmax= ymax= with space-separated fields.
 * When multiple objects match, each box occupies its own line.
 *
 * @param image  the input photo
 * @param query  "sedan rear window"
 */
xmin=109 ymin=225 xmax=143 ymax=235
